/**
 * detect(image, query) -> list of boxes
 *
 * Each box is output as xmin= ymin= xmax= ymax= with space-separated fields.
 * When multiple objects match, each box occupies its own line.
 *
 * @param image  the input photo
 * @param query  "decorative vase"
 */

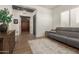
xmin=0 ymin=23 xmax=8 ymax=33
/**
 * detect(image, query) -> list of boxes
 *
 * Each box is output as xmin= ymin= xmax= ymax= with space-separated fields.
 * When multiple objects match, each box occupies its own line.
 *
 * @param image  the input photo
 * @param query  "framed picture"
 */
xmin=14 ymin=19 xmax=18 ymax=24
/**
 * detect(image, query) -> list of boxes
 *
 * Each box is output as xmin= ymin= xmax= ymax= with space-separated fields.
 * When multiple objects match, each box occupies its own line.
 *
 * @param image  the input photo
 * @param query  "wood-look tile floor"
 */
xmin=13 ymin=32 xmax=33 ymax=54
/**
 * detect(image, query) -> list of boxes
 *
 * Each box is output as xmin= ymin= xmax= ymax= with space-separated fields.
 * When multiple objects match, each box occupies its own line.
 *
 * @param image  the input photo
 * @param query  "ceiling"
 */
xmin=12 ymin=5 xmax=35 ymax=12
xmin=39 ymin=5 xmax=60 ymax=9
xmin=12 ymin=5 xmax=60 ymax=12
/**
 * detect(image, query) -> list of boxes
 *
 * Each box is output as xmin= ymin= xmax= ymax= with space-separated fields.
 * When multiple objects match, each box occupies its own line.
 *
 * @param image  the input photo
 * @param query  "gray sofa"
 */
xmin=46 ymin=27 xmax=79 ymax=48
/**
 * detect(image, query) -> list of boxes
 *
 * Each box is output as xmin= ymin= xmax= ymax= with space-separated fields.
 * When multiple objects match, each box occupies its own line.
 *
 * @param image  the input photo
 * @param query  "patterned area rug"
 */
xmin=28 ymin=38 xmax=79 ymax=54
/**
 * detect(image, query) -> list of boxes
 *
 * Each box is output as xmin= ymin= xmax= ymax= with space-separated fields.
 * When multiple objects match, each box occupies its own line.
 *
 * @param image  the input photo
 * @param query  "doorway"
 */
xmin=33 ymin=14 xmax=36 ymax=36
xmin=21 ymin=16 xmax=30 ymax=33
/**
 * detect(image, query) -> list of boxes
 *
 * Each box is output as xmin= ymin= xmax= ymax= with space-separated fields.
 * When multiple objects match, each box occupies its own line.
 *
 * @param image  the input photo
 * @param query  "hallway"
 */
xmin=13 ymin=32 xmax=34 ymax=54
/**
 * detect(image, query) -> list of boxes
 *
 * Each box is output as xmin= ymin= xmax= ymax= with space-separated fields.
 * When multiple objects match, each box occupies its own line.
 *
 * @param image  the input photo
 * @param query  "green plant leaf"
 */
xmin=0 ymin=8 xmax=12 ymax=25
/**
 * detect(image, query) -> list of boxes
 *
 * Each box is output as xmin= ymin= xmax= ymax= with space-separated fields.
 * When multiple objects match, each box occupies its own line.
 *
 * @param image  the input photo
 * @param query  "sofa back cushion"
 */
xmin=55 ymin=27 xmax=79 ymax=38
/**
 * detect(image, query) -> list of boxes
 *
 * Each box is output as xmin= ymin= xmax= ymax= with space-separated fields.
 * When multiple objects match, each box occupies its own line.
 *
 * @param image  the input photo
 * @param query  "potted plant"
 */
xmin=0 ymin=8 xmax=12 ymax=33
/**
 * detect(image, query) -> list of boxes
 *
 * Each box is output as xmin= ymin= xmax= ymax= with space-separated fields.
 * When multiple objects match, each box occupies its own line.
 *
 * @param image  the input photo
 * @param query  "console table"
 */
xmin=0 ymin=30 xmax=15 ymax=54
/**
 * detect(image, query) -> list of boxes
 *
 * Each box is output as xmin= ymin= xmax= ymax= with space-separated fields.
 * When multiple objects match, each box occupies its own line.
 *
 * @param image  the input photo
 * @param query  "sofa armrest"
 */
xmin=51 ymin=29 xmax=55 ymax=31
xmin=45 ymin=31 xmax=56 ymax=37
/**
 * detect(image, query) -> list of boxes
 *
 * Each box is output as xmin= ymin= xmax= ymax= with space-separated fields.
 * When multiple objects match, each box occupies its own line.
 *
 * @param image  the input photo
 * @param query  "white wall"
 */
xmin=24 ymin=5 xmax=53 ymax=37
xmin=52 ymin=5 xmax=79 ymax=29
xmin=36 ymin=8 xmax=53 ymax=37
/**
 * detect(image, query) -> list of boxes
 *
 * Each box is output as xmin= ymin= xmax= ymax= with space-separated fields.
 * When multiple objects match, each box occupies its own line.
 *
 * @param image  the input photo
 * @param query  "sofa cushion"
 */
xmin=56 ymin=31 xmax=79 ymax=38
xmin=56 ymin=27 xmax=79 ymax=32
xmin=47 ymin=32 xmax=79 ymax=48
xmin=55 ymin=27 xmax=79 ymax=38
xmin=47 ymin=31 xmax=56 ymax=33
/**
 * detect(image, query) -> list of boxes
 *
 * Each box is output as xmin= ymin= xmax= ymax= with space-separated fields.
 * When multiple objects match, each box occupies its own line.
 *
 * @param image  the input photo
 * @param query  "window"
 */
xmin=60 ymin=11 xmax=69 ymax=27
xmin=60 ymin=7 xmax=79 ymax=27
xmin=71 ymin=7 xmax=79 ymax=27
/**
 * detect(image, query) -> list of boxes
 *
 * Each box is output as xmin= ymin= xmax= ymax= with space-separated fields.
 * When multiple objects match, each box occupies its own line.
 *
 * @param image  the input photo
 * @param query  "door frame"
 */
xmin=33 ymin=14 xmax=36 ymax=37
xmin=20 ymin=16 xmax=30 ymax=33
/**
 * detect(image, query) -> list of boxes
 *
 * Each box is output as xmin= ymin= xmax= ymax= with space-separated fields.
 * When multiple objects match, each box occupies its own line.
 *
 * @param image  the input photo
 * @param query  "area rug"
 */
xmin=28 ymin=38 xmax=79 ymax=54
